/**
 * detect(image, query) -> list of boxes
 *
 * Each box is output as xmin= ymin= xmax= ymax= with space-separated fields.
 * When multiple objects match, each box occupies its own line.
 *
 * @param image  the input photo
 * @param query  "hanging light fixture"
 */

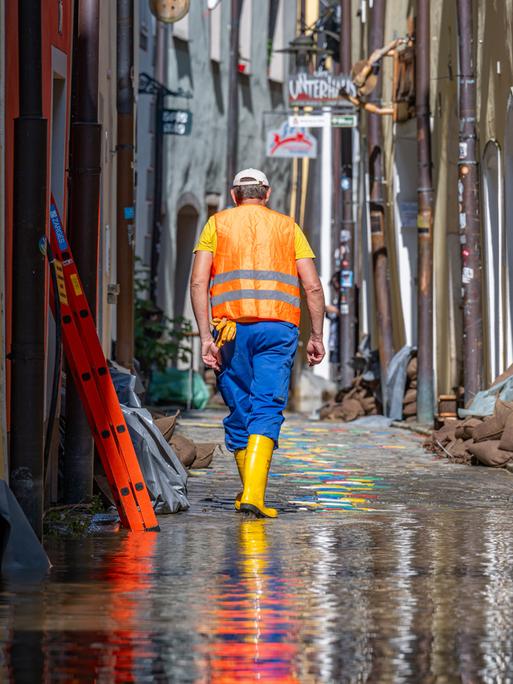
xmin=149 ymin=0 xmax=190 ymax=23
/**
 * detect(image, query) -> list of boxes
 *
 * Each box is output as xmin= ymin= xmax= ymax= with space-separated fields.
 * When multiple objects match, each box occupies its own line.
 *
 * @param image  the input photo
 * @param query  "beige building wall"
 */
xmin=350 ymin=0 xmax=513 ymax=398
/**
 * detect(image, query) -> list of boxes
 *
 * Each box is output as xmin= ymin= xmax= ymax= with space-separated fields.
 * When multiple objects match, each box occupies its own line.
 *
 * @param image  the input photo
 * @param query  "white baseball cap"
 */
xmin=232 ymin=168 xmax=270 ymax=188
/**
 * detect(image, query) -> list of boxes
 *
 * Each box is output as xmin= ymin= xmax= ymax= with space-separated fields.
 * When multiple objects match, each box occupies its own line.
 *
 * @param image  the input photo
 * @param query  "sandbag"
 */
xmin=403 ymin=388 xmax=417 ymax=404
xmin=449 ymin=438 xmax=473 ymax=460
xmin=403 ymin=401 xmax=417 ymax=417
xmin=432 ymin=422 xmax=457 ymax=446
xmin=154 ymin=412 xmax=179 ymax=442
xmin=341 ymin=398 xmax=365 ymax=421
xmin=468 ymin=440 xmax=513 ymax=467
xmin=472 ymin=400 xmax=513 ymax=442
xmin=455 ymin=417 xmax=482 ymax=440
xmin=191 ymin=443 xmax=217 ymax=469
xmin=170 ymin=433 xmax=197 ymax=468
xmin=499 ymin=412 xmax=513 ymax=452
xmin=407 ymin=357 xmax=417 ymax=379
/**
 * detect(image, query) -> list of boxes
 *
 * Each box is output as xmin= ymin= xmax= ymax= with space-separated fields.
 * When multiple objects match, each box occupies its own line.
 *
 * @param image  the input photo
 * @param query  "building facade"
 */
xmin=135 ymin=0 xmax=298 ymax=358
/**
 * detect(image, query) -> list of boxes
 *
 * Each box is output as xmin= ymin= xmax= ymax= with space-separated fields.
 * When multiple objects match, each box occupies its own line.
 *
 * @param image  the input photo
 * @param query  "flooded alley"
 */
xmin=4 ymin=413 xmax=513 ymax=682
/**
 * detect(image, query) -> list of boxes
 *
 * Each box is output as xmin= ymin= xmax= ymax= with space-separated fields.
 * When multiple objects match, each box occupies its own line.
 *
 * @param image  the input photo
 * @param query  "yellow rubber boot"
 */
xmin=239 ymin=434 xmax=278 ymax=518
xmin=234 ymin=448 xmax=246 ymax=511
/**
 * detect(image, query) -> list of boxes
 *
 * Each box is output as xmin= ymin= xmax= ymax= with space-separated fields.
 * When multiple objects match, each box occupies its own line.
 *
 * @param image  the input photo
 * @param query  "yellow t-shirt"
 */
xmin=193 ymin=216 xmax=316 ymax=260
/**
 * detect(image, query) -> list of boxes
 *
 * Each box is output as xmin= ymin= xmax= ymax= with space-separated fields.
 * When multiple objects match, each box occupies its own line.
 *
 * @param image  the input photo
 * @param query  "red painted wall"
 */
xmin=4 ymin=1 xmax=73 ymax=427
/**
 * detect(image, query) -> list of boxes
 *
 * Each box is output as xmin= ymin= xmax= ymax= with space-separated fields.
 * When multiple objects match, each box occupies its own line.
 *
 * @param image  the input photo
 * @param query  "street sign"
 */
xmin=288 ymin=70 xmax=356 ymax=107
xmin=161 ymin=109 xmax=192 ymax=136
xmin=331 ymin=113 xmax=358 ymax=128
xmin=288 ymin=113 xmax=329 ymax=128
xmin=266 ymin=121 xmax=317 ymax=159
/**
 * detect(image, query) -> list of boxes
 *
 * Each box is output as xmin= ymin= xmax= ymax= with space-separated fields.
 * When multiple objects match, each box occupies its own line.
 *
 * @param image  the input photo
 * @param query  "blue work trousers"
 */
xmin=216 ymin=321 xmax=299 ymax=452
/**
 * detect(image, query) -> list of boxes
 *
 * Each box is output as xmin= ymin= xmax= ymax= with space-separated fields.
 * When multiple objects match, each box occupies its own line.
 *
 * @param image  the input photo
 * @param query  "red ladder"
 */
xmin=49 ymin=197 xmax=159 ymax=532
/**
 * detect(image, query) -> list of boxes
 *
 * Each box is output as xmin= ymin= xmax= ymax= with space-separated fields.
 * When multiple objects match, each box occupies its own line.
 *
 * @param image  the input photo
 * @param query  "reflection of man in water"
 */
xmin=202 ymin=520 xmax=299 ymax=683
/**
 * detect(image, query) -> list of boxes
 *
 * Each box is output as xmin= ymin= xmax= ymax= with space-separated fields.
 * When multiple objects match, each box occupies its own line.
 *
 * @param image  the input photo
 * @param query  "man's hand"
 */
xmin=306 ymin=334 xmax=325 ymax=366
xmin=201 ymin=337 xmax=222 ymax=371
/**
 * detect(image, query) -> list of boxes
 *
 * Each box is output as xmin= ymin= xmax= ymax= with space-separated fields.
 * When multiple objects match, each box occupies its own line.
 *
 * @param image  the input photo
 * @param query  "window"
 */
xmin=268 ymin=0 xmax=285 ymax=82
xmin=210 ymin=2 xmax=222 ymax=62
xmin=239 ymin=0 xmax=252 ymax=74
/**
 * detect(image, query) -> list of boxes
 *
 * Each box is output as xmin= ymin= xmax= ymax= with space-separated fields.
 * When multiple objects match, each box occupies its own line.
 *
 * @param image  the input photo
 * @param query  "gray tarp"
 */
xmin=459 ymin=375 xmax=513 ymax=418
xmin=110 ymin=365 xmax=189 ymax=513
xmin=121 ymin=406 xmax=189 ymax=513
xmin=385 ymin=345 xmax=414 ymax=420
xmin=0 ymin=480 xmax=50 ymax=575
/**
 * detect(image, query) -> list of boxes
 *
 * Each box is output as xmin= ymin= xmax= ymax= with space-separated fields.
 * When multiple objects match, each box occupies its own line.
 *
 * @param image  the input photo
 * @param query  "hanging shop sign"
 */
xmin=288 ymin=71 xmax=356 ymax=107
xmin=288 ymin=113 xmax=329 ymax=128
xmin=161 ymin=109 xmax=192 ymax=136
xmin=331 ymin=113 xmax=358 ymax=128
xmin=150 ymin=0 xmax=190 ymax=23
xmin=266 ymin=121 xmax=317 ymax=159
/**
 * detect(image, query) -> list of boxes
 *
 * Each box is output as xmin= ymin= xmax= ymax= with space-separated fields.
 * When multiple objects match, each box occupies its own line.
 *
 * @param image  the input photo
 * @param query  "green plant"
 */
xmin=134 ymin=263 xmax=192 ymax=377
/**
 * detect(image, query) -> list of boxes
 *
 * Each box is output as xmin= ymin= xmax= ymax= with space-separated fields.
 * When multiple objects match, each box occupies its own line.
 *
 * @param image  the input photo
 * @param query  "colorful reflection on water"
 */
xmin=2 ymin=509 xmax=513 ymax=681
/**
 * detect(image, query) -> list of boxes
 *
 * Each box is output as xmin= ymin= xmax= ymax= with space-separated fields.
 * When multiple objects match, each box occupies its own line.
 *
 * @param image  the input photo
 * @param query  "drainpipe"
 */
xmin=225 ymin=0 xmax=242 ymax=202
xmin=64 ymin=0 xmax=101 ymax=503
xmin=150 ymin=21 xmax=166 ymax=303
xmin=0 ymin=0 xmax=7 ymax=481
xmin=116 ymin=0 xmax=135 ymax=367
xmin=367 ymin=0 xmax=394 ymax=404
xmin=338 ymin=0 xmax=356 ymax=387
xmin=10 ymin=0 xmax=48 ymax=536
xmin=416 ymin=0 xmax=435 ymax=424
xmin=456 ymin=0 xmax=484 ymax=404
xmin=294 ymin=0 xmax=306 ymax=223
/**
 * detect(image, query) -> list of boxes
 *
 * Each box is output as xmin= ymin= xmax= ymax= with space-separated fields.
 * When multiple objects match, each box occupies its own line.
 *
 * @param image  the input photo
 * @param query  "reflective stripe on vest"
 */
xmin=210 ymin=205 xmax=301 ymax=326
xmin=212 ymin=269 xmax=299 ymax=288
xmin=211 ymin=289 xmax=300 ymax=308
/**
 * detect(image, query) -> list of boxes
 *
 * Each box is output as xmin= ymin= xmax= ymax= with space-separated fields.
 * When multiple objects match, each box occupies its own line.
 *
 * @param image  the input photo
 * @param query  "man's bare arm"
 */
xmin=296 ymin=257 xmax=326 ymax=366
xmin=190 ymin=251 xmax=221 ymax=370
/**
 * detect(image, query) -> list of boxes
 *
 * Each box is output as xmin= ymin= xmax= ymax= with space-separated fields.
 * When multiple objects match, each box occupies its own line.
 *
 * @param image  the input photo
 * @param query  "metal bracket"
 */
xmin=138 ymin=72 xmax=192 ymax=99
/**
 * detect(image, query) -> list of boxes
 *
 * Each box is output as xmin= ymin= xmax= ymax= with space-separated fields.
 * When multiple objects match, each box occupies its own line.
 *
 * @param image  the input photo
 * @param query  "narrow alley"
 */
xmin=4 ymin=413 xmax=513 ymax=682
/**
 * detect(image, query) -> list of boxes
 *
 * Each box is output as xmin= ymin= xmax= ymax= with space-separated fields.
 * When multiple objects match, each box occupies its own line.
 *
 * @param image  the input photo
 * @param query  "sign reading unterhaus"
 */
xmin=288 ymin=71 xmax=356 ymax=107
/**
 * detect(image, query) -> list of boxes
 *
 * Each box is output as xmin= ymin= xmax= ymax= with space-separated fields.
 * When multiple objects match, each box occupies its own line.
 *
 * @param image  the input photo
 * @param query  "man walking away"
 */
xmin=190 ymin=168 xmax=325 ymax=518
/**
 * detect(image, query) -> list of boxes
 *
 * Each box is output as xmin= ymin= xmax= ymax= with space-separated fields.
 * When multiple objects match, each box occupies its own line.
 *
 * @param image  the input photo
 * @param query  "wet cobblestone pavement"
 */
xmin=4 ymin=409 xmax=513 ymax=682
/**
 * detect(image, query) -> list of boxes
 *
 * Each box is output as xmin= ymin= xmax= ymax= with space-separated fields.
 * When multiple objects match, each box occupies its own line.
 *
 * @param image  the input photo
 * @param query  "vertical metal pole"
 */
xmin=226 ymin=0 xmax=242 ymax=201
xmin=456 ymin=0 xmax=484 ymax=404
xmin=116 ymin=0 xmax=135 ymax=367
xmin=293 ymin=0 xmax=307 ymax=223
xmin=416 ymin=0 xmax=435 ymax=424
xmin=317 ymin=109 xmax=333 ymax=380
xmin=0 ymin=0 xmax=7 ymax=481
xmin=299 ymin=0 xmax=306 ymax=33
xmin=338 ymin=0 xmax=356 ymax=387
xmin=65 ymin=0 xmax=101 ymax=504
xmin=367 ymin=0 xmax=394 ymax=401
xmin=10 ymin=0 xmax=48 ymax=536
xmin=150 ymin=21 xmax=166 ymax=303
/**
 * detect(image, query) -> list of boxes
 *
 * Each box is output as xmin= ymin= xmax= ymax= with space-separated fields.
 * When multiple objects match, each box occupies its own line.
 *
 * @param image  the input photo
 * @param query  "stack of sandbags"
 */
xmin=402 ymin=357 xmax=417 ymax=421
xmin=320 ymin=375 xmax=380 ymax=422
xmin=425 ymin=398 xmax=513 ymax=467
xmin=154 ymin=410 xmax=218 ymax=469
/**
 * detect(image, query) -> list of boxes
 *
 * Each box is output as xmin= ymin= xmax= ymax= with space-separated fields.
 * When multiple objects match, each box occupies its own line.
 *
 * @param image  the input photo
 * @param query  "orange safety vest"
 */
xmin=210 ymin=205 xmax=300 ymax=326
